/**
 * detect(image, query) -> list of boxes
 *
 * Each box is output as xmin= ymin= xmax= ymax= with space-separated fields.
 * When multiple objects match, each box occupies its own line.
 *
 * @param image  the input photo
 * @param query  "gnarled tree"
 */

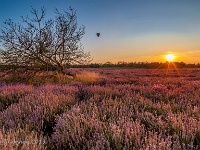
xmin=0 ymin=7 xmax=91 ymax=74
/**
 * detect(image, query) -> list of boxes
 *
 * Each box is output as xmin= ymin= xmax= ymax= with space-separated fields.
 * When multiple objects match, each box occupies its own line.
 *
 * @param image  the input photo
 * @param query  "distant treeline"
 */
xmin=1 ymin=62 xmax=200 ymax=70
xmin=72 ymin=61 xmax=200 ymax=69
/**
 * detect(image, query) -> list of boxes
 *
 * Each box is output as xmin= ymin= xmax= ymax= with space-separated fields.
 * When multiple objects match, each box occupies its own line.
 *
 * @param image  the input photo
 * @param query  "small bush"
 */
xmin=75 ymin=85 xmax=91 ymax=101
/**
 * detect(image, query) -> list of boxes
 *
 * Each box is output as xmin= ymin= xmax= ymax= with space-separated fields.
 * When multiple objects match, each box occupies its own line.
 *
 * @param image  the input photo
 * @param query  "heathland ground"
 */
xmin=0 ymin=68 xmax=200 ymax=149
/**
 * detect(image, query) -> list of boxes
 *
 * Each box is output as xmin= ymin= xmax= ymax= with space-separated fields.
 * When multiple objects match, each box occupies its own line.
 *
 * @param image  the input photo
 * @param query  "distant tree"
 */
xmin=0 ymin=7 xmax=91 ymax=74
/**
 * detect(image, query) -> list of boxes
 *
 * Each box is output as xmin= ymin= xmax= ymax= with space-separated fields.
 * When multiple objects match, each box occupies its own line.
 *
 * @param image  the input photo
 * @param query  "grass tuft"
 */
xmin=75 ymin=71 xmax=101 ymax=84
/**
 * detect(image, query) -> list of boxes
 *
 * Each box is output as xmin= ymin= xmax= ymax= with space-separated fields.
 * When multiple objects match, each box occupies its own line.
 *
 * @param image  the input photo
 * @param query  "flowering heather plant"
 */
xmin=0 ymin=126 xmax=47 ymax=150
xmin=51 ymin=110 xmax=110 ymax=149
xmin=0 ymin=68 xmax=200 ymax=149
xmin=0 ymin=84 xmax=33 ymax=111
xmin=0 ymin=84 xmax=77 ymax=134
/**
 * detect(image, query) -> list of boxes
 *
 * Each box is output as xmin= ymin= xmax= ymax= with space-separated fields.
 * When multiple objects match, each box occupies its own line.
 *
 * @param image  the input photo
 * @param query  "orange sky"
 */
xmin=89 ymin=32 xmax=200 ymax=63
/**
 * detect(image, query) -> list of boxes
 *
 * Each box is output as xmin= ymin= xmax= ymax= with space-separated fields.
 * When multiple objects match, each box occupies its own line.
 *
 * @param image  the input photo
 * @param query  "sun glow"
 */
xmin=165 ymin=54 xmax=175 ymax=62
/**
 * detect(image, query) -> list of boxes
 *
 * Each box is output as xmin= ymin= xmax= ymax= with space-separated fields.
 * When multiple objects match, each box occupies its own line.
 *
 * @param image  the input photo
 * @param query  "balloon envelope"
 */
xmin=96 ymin=33 xmax=100 ymax=37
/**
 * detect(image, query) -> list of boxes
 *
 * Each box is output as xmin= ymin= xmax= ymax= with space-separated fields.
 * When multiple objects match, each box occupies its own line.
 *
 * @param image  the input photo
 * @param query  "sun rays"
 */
xmin=164 ymin=54 xmax=181 ymax=77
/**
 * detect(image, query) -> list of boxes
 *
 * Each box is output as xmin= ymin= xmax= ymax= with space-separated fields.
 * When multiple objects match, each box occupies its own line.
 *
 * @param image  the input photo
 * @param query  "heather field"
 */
xmin=0 ymin=68 xmax=200 ymax=149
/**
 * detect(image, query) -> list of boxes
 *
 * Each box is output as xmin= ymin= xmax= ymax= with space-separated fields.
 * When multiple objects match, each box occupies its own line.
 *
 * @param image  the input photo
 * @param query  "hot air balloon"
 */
xmin=96 ymin=33 xmax=100 ymax=37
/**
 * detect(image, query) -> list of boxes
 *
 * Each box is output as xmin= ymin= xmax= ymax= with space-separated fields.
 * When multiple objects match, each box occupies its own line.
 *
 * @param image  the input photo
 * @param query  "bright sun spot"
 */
xmin=165 ymin=54 xmax=175 ymax=62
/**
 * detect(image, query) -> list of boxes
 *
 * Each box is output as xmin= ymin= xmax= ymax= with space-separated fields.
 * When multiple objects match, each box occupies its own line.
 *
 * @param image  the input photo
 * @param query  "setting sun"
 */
xmin=165 ymin=54 xmax=175 ymax=62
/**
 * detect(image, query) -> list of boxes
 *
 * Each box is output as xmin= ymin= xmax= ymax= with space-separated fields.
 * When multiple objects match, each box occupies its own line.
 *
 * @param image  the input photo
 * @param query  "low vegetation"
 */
xmin=0 ymin=68 xmax=200 ymax=149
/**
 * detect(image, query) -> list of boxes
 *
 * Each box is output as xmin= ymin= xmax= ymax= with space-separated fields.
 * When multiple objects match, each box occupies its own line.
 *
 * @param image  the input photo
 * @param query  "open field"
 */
xmin=0 ymin=68 xmax=200 ymax=149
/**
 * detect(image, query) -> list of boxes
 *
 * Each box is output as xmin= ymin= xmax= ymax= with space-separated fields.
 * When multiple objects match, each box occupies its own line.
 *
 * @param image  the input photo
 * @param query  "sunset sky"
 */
xmin=1 ymin=0 xmax=200 ymax=63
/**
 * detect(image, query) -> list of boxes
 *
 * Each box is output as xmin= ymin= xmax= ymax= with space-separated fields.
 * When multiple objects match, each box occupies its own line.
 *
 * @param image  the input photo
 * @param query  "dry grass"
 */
xmin=75 ymin=71 xmax=101 ymax=84
xmin=0 ymin=69 xmax=101 ymax=85
xmin=0 ymin=70 xmax=74 ymax=85
xmin=28 ymin=71 xmax=74 ymax=85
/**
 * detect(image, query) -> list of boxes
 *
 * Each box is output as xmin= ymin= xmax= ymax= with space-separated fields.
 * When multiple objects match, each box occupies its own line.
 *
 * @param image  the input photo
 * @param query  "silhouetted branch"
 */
xmin=0 ymin=7 xmax=91 ymax=75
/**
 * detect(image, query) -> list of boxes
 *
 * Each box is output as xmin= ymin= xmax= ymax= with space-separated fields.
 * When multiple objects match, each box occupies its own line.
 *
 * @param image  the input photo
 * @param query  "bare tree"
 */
xmin=0 ymin=7 xmax=91 ymax=74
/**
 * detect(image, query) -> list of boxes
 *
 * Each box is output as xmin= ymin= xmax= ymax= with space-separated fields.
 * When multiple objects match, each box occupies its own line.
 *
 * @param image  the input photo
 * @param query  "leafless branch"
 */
xmin=0 ymin=7 xmax=91 ymax=74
